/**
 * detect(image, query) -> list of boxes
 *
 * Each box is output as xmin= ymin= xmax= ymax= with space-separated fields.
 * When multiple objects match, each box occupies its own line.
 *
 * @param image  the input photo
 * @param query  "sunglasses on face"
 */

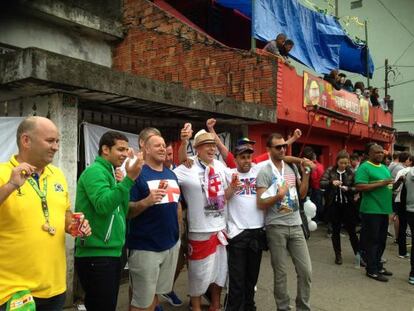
xmin=270 ymin=144 xmax=288 ymax=151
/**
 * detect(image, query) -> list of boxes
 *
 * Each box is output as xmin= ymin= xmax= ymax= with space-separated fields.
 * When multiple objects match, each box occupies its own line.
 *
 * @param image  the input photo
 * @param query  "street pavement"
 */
xmin=69 ymin=226 xmax=414 ymax=311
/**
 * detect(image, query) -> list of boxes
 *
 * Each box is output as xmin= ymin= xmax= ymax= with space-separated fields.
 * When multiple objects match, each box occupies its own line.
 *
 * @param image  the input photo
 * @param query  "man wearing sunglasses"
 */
xmin=256 ymin=133 xmax=311 ymax=311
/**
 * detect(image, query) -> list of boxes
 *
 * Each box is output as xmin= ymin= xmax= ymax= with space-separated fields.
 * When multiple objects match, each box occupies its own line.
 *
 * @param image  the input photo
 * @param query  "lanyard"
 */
xmin=270 ymin=160 xmax=285 ymax=184
xmin=27 ymin=176 xmax=55 ymax=235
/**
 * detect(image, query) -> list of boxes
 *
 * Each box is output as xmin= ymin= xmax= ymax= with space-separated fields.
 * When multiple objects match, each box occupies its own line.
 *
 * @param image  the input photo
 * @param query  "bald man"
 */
xmin=0 ymin=116 xmax=91 ymax=311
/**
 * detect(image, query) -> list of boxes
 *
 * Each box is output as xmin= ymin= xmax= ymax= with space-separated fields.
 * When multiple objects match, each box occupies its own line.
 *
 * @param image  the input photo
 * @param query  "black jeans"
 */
xmin=311 ymin=189 xmax=324 ymax=222
xmin=75 ymin=256 xmax=122 ymax=311
xmin=396 ymin=202 xmax=409 ymax=256
xmin=0 ymin=293 xmax=66 ymax=311
xmin=406 ymin=212 xmax=414 ymax=277
xmin=225 ymin=229 xmax=265 ymax=311
xmin=360 ymin=213 xmax=388 ymax=274
xmin=330 ymin=202 xmax=359 ymax=255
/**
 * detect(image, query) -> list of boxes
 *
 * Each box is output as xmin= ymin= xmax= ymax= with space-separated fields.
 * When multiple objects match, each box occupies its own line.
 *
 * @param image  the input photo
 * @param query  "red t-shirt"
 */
xmin=311 ymin=160 xmax=324 ymax=190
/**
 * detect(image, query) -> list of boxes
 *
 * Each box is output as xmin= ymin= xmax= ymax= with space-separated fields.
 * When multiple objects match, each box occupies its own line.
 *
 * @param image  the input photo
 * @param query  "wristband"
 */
xmin=7 ymin=181 xmax=20 ymax=189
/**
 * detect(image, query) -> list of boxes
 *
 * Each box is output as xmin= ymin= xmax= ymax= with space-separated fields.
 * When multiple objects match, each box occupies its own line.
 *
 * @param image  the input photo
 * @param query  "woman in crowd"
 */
xmin=370 ymin=87 xmax=381 ymax=107
xmin=354 ymin=81 xmax=365 ymax=96
xmin=320 ymin=150 xmax=361 ymax=265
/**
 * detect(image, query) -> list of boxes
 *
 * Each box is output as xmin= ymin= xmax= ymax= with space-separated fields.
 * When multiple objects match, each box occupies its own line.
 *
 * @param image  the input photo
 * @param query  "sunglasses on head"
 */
xmin=270 ymin=144 xmax=288 ymax=150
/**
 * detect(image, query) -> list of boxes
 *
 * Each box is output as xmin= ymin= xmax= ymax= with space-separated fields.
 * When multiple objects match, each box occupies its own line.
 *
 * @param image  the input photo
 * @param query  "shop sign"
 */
xmin=303 ymin=72 xmax=369 ymax=123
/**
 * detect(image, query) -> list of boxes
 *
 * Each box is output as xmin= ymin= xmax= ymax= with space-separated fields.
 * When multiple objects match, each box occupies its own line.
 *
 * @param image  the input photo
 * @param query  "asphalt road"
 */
xmin=69 ymin=225 xmax=414 ymax=311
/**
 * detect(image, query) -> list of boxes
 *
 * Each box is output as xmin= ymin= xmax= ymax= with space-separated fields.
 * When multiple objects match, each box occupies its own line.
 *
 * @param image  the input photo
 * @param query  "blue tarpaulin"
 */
xmin=216 ymin=0 xmax=374 ymax=77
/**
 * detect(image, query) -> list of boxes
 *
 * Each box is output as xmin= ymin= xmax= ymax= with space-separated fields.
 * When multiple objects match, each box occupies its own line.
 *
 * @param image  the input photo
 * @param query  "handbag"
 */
xmin=6 ymin=290 xmax=36 ymax=311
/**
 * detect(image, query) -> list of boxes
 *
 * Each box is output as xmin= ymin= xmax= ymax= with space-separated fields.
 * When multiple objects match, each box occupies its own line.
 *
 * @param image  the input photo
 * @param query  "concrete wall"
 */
xmin=65 ymin=0 xmax=123 ymax=21
xmin=3 ymin=93 xmax=79 ymax=305
xmin=0 ymin=13 xmax=113 ymax=67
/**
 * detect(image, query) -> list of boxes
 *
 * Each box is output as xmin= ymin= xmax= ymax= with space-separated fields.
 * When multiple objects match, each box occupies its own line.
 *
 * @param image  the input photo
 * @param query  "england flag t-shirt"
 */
xmin=174 ymin=158 xmax=228 ymax=233
xmin=128 ymin=164 xmax=180 ymax=252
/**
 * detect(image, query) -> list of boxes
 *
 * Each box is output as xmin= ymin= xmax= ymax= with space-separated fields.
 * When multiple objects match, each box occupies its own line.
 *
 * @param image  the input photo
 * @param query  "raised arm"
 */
xmin=285 ymin=129 xmax=302 ymax=146
xmin=177 ymin=123 xmax=193 ymax=164
xmin=206 ymin=118 xmax=230 ymax=161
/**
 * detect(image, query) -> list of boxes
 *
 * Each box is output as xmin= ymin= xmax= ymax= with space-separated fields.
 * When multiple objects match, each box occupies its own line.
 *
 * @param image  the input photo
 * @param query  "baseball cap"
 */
xmin=234 ymin=144 xmax=254 ymax=156
xmin=237 ymin=137 xmax=256 ymax=146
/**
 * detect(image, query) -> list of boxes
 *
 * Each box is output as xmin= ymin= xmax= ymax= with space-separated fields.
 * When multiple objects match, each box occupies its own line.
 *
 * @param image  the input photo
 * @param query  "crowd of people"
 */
xmin=323 ymin=70 xmax=393 ymax=112
xmin=263 ymin=33 xmax=394 ymax=113
xmin=1 ymin=116 xmax=413 ymax=311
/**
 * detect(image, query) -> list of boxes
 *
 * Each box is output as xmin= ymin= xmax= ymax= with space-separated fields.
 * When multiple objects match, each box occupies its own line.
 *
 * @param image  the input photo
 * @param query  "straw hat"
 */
xmin=194 ymin=130 xmax=216 ymax=148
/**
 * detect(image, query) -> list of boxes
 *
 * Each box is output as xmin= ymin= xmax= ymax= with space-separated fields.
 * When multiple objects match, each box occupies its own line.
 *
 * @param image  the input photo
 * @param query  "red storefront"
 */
xmin=248 ymin=55 xmax=394 ymax=168
xmin=114 ymin=0 xmax=395 ymax=169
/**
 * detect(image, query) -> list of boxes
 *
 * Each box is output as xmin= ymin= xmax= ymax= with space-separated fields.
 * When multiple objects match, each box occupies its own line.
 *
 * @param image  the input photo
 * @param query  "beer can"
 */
xmin=71 ymin=212 xmax=84 ymax=237
xmin=158 ymin=179 xmax=168 ymax=189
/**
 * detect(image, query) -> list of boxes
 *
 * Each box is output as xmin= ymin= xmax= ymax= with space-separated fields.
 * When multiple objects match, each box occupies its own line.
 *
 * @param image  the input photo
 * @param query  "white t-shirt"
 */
xmin=394 ymin=167 xmax=410 ymax=203
xmin=225 ymin=164 xmax=264 ymax=239
xmin=174 ymin=157 xmax=229 ymax=233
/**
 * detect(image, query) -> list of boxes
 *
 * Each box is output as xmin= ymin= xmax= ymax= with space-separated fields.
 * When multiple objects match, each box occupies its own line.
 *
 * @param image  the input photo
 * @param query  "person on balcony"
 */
xmin=342 ymin=79 xmax=354 ymax=92
xmin=370 ymin=88 xmax=381 ymax=107
xmin=279 ymin=39 xmax=295 ymax=68
xmin=323 ymin=70 xmax=341 ymax=90
xmin=354 ymin=81 xmax=365 ymax=96
xmin=264 ymin=33 xmax=286 ymax=56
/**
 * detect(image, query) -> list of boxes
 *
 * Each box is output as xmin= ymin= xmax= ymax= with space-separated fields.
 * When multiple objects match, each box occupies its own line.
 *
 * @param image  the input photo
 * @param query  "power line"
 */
xmin=393 ymin=65 xmax=414 ymax=68
xmin=375 ymin=0 xmax=414 ymax=39
xmin=388 ymin=78 xmax=414 ymax=88
xmin=393 ymin=40 xmax=414 ymax=65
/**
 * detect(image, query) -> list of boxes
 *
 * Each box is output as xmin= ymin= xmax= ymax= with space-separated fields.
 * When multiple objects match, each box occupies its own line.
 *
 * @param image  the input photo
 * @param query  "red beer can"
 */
xmin=158 ymin=180 xmax=168 ymax=189
xmin=71 ymin=212 xmax=84 ymax=237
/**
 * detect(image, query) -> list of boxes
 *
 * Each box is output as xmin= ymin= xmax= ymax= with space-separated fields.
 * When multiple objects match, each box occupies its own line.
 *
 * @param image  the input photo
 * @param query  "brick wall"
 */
xmin=113 ymin=0 xmax=277 ymax=107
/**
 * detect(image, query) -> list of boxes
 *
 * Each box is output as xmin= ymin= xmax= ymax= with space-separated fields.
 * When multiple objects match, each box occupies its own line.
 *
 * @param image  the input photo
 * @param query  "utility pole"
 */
xmin=250 ymin=0 xmax=256 ymax=51
xmin=385 ymin=58 xmax=389 ymax=98
xmin=335 ymin=0 xmax=339 ymax=18
xmin=365 ymin=20 xmax=370 ymax=87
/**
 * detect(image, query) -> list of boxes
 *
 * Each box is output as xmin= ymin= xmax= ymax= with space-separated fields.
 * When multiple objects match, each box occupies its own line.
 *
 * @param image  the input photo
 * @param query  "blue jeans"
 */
xmin=0 ymin=292 xmax=66 ymax=311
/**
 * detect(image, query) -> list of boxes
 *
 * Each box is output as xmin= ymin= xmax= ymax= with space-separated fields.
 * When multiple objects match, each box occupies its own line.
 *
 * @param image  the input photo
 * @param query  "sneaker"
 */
xmin=379 ymin=268 xmax=393 ymax=276
xmin=161 ymin=291 xmax=184 ymax=307
xmin=398 ymin=254 xmax=410 ymax=259
xmin=408 ymin=276 xmax=414 ymax=285
xmin=155 ymin=305 xmax=164 ymax=311
xmin=366 ymin=272 xmax=388 ymax=282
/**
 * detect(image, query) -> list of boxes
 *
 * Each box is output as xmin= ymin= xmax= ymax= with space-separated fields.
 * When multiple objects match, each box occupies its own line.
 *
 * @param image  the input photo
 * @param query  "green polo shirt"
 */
xmin=355 ymin=161 xmax=392 ymax=214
